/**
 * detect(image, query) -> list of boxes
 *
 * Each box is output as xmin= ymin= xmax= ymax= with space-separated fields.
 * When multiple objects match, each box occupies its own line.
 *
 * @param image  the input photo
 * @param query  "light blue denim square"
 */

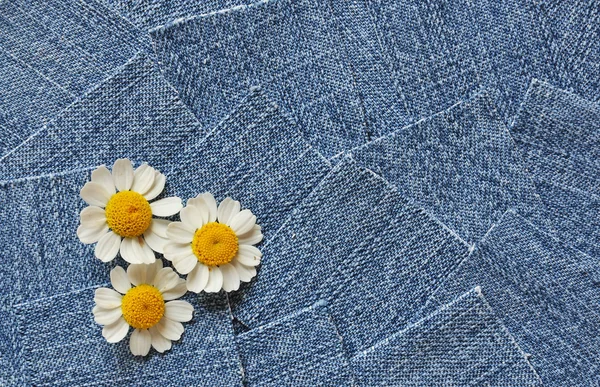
xmin=351 ymin=288 xmax=541 ymax=386
xmin=422 ymin=210 xmax=600 ymax=386
xmin=0 ymin=0 xmax=146 ymax=158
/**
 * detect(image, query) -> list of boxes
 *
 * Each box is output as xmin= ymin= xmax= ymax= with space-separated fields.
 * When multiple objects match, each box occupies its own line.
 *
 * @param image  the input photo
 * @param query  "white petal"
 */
xmin=112 ymin=158 xmax=134 ymax=192
xmin=166 ymin=222 xmax=195 ymax=244
xmin=143 ymin=172 xmax=166 ymax=201
xmin=149 ymin=326 xmax=172 ymax=353
xmin=110 ymin=266 xmax=131 ymax=294
xmin=188 ymin=192 xmax=218 ymax=223
xmin=119 ymin=238 xmax=144 ymax=264
xmin=150 ymin=218 xmax=171 ymax=238
xmin=172 ymin=253 xmax=198 ymax=275
xmin=80 ymin=182 xmax=112 ymax=207
xmin=220 ymin=263 xmax=241 ymax=292
xmin=233 ymin=261 xmax=257 ymax=283
xmin=93 ymin=305 xmax=122 ymax=325
xmin=229 ymin=209 xmax=256 ymax=234
xmin=94 ymin=288 xmax=123 ymax=309
xmin=135 ymin=237 xmax=157 ymax=264
xmin=94 ymin=231 xmax=121 ymax=262
xmin=130 ymin=328 xmax=152 ymax=356
xmin=186 ymin=263 xmax=209 ymax=293
xmin=151 ymin=197 xmax=183 ymax=217
xmin=79 ymin=206 xmax=107 ymax=227
xmin=102 ymin=317 xmax=129 ymax=343
xmin=127 ymin=260 xmax=162 ymax=286
xmin=91 ymin=165 xmax=116 ymax=196
xmin=163 ymin=242 xmax=194 ymax=262
xmin=204 ymin=267 xmax=223 ymax=293
xmin=143 ymin=229 xmax=168 ymax=254
xmin=217 ymin=197 xmax=240 ymax=225
xmin=156 ymin=317 xmax=184 ymax=341
xmin=77 ymin=222 xmax=109 ymax=244
xmin=238 ymin=225 xmax=263 ymax=245
xmin=235 ymin=245 xmax=262 ymax=267
xmin=179 ymin=205 xmax=205 ymax=230
xmin=164 ymin=300 xmax=194 ymax=322
xmin=153 ymin=267 xmax=181 ymax=293
xmin=131 ymin=164 xmax=156 ymax=195
xmin=161 ymin=280 xmax=187 ymax=301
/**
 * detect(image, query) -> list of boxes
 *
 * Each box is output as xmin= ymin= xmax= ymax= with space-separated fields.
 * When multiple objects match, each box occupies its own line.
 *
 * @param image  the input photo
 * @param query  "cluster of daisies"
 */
xmin=77 ymin=159 xmax=263 ymax=356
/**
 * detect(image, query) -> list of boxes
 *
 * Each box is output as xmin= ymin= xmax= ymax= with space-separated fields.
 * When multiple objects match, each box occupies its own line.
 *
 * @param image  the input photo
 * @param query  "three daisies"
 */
xmin=78 ymin=158 xmax=263 ymax=356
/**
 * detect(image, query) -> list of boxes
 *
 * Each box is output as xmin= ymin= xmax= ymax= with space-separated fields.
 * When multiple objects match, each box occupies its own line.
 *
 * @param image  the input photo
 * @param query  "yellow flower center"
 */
xmin=191 ymin=222 xmax=239 ymax=266
xmin=105 ymin=191 xmax=152 ymax=238
xmin=121 ymin=284 xmax=165 ymax=329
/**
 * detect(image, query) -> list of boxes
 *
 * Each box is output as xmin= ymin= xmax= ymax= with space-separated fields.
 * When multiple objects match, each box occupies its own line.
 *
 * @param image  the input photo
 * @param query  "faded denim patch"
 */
xmin=0 ymin=0 xmax=145 ymax=157
xmin=351 ymin=288 xmax=541 ymax=386
xmin=232 ymin=157 xmax=470 ymax=355
xmin=236 ymin=301 xmax=352 ymax=386
xmin=422 ymin=210 xmax=600 ymax=386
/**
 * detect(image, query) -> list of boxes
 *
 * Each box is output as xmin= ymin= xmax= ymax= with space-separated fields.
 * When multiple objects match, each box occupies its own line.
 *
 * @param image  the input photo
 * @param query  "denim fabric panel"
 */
xmin=101 ymin=0 xmax=250 ymax=30
xmin=0 ymin=0 xmax=145 ymax=158
xmin=232 ymin=157 xmax=470 ymax=356
xmin=423 ymin=210 xmax=600 ymax=386
xmin=351 ymin=0 xmax=550 ymax=125
xmin=328 ymin=0 xmax=408 ymax=141
xmin=15 ymin=288 xmax=242 ymax=386
xmin=0 ymin=53 xmax=206 ymax=181
xmin=511 ymin=80 xmax=599 ymax=193
xmin=532 ymin=179 xmax=600 ymax=258
xmin=0 ymin=169 xmax=109 ymax=385
xmin=236 ymin=301 xmax=352 ymax=386
xmin=535 ymin=1 xmax=600 ymax=104
xmin=169 ymin=87 xmax=331 ymax=241
xmin=351 ymin=288 xmax=541 ymax=386
xmin=150 ymin=0 xmax=367 ymax=158
xmin=342 ymin=91 xmax=551 ymax=245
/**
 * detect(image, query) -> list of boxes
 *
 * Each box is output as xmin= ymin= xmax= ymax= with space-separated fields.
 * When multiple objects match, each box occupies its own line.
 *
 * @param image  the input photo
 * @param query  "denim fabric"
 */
xmin=232 ymin=157 xmax=470 ymax=356
xmin=0 ymin=170 xmax=243 ymax=386
xmin=511 ymin=80 xmax=599 ymax=193
xmin=0 ymin=52 xmax=205 ymax=181
xmin=15 ymin=288 xmax=241 ymax=386
xmin=422 ymin=210 xmax=600 ymax=386
xmin=351 ymin=288 xmax=541 ymax=386
xmin=150 ymin=0 xmax=368 ymax=158
xmin=236 ymin=301 xmax=352 ymax=386
xmin=169 ymin=87 xmax=331 ymax=240
xmin=339 ymin=91 xmax=552 ymax=245
xmin=0 ymin=0 xmax=145 ymax=158
xmin=511 ymin=80 xmax=600 ymax=258
xmin=101 ymin=0 xmax=250 ymax=30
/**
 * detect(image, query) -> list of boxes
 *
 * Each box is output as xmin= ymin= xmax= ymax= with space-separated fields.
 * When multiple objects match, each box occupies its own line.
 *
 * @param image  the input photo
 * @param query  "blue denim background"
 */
xmin=1 ymin=0 xmax=599 ymax=385
xmin=0 ymin=0 xmax=146 ymax=158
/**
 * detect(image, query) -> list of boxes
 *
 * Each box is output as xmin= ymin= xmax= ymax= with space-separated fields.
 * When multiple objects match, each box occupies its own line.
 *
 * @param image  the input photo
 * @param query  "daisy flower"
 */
xmin=93 ymin=261 xmax=193 ymax=356
xmin=163 ymin=193 xmax=263 ymax=293
xmin=77 ymin=158 xmax=183 ymax=264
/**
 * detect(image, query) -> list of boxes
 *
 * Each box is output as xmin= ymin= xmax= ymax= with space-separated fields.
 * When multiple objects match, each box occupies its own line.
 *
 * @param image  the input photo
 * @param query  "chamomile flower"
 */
xmin=163 ymin=193 xmax=263 ymax=293
xmin=77 ymin=158 xmax=183 ymax=264
xmin=93 ymin=261 xmax=193 ymax=356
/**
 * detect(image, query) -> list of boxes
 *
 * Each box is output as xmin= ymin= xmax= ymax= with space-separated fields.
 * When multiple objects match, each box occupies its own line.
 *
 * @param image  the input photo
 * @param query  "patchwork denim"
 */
xmin=236 ymin=301 xmax=352 ymax=386
xmin=150 ymin=0 xmax=368 ymax=158
xmin=0 ymin=52 xmax=206 ymax=181
xmin=351 ymin=288 xmax=541 ymax=386
xmin=510 ymin=80 xmax=600 ymax=257
xmin=0 ymin=170 xmax=243 ymax=386
xmin=101 ymin=0 xmax=251 ymax=31
xmin=0 ymin=0 xmax=145 ymax=157
xmin=232 ymin=157 xmax=470 ymax=356
xmin=422 ymin=210 xmax=600 ymax=386
xmin=339 ymin=91 xmax=552 ymax=245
